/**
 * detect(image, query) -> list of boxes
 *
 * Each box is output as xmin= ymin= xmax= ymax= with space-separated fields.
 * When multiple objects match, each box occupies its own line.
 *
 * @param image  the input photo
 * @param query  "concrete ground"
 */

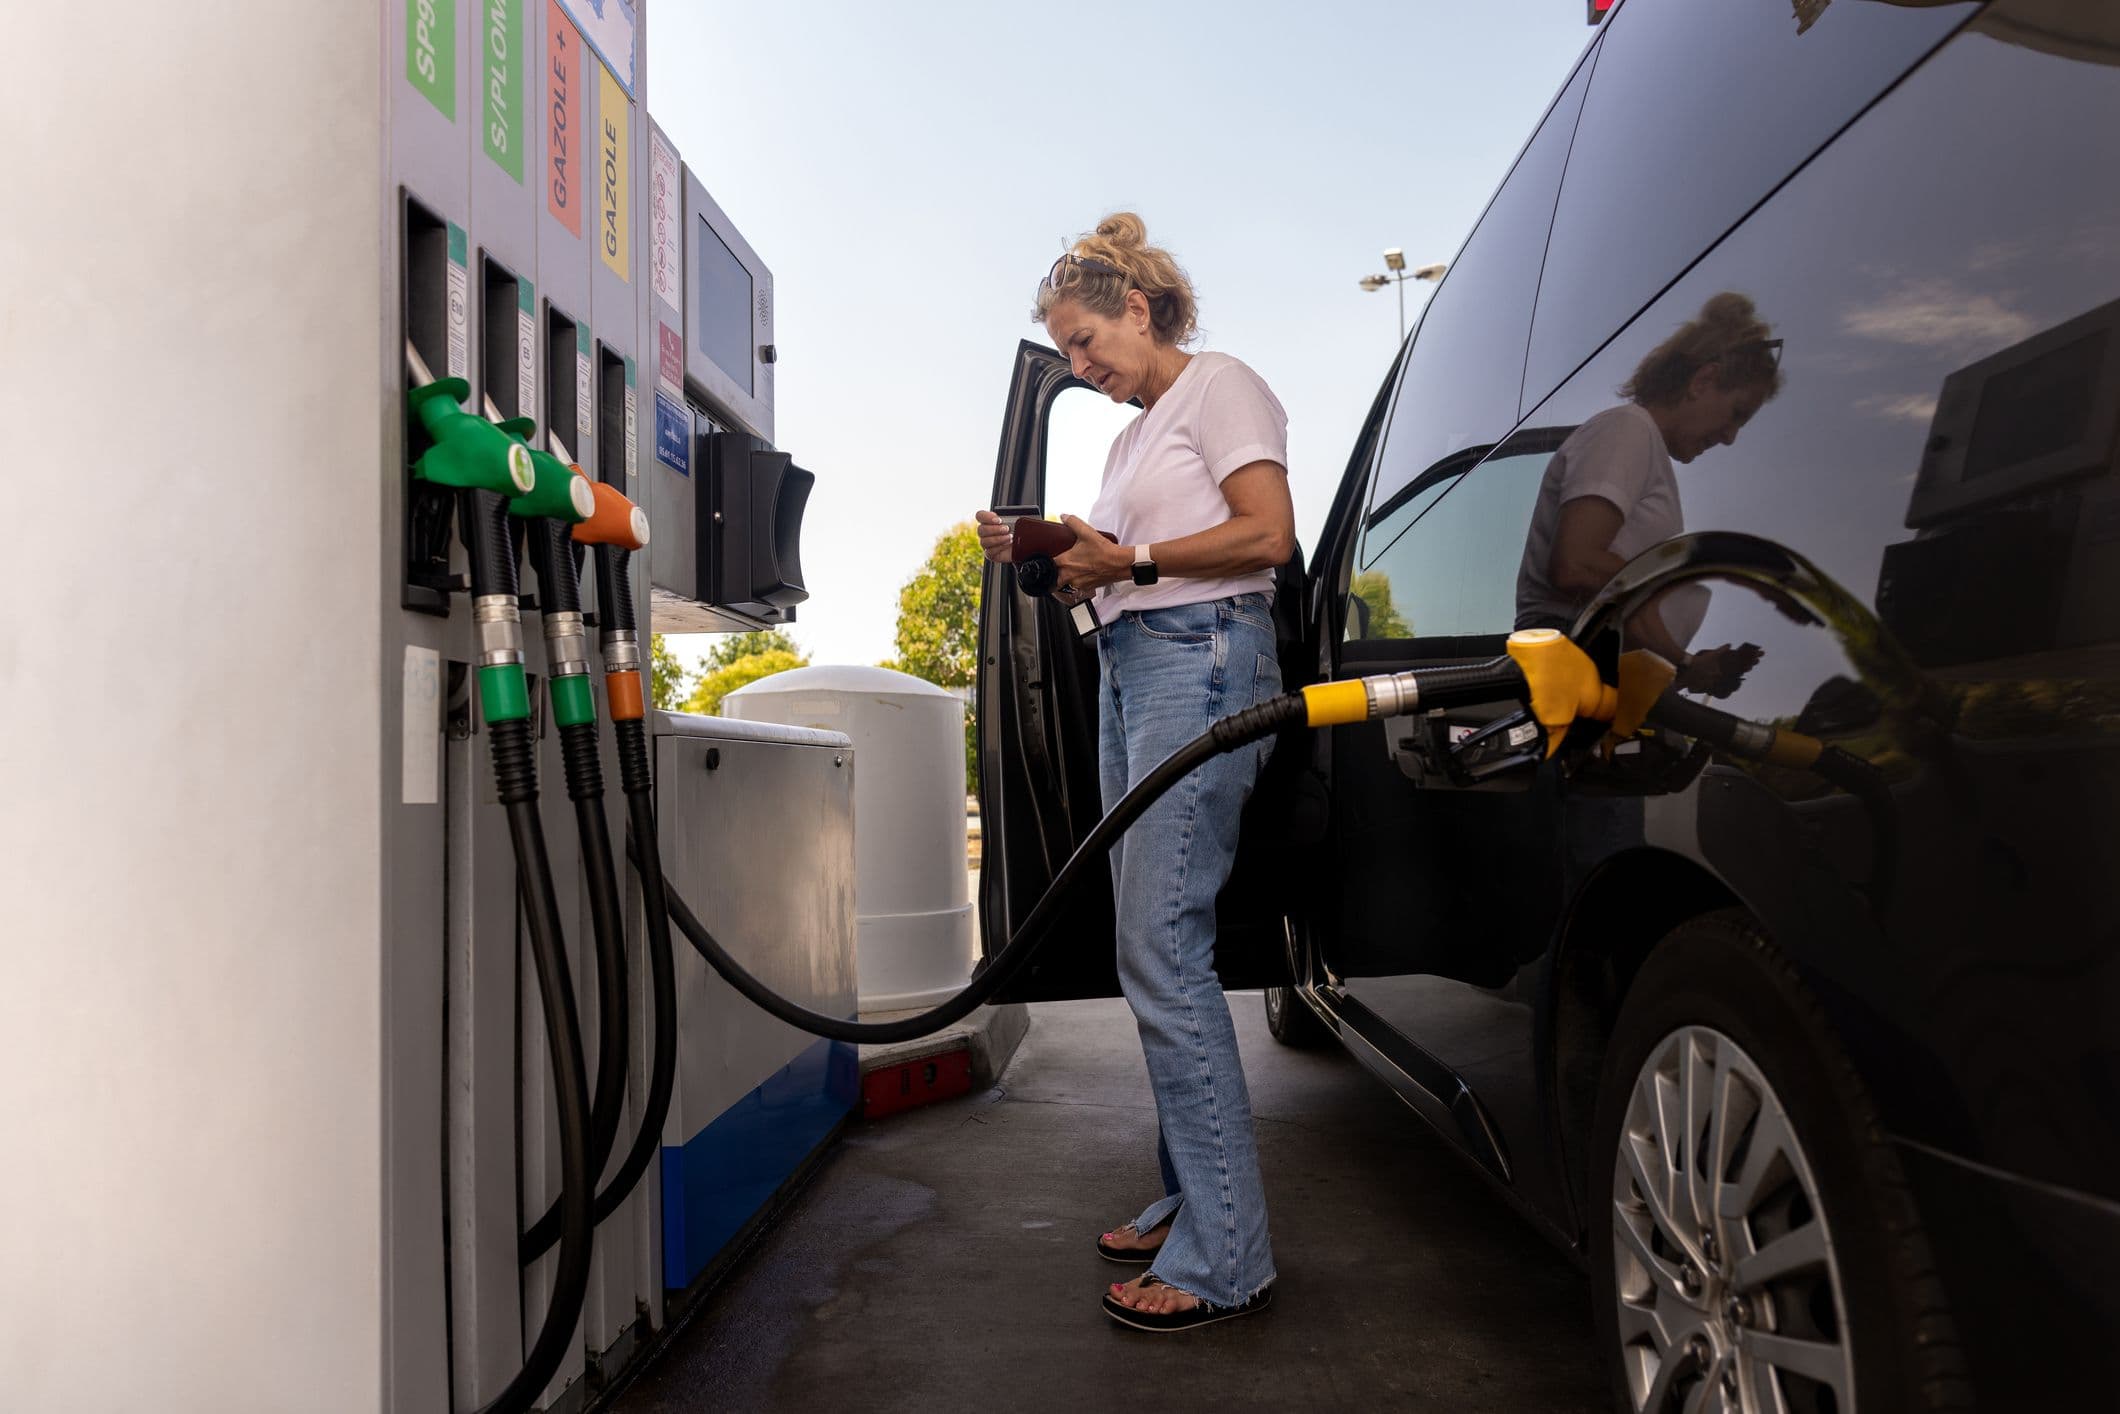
xmin=612 ymin=996 xmax=1607 ymax=1412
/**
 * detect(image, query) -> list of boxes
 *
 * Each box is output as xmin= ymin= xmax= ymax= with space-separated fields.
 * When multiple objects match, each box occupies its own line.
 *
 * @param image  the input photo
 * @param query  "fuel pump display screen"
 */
xmin=696 ymin=217 xmax=754 ymax=395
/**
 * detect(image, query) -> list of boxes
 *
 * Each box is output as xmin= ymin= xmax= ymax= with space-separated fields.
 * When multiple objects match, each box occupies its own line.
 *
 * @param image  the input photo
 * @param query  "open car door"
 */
xmin=976 ymin=340 xmax=1311 ymax=1002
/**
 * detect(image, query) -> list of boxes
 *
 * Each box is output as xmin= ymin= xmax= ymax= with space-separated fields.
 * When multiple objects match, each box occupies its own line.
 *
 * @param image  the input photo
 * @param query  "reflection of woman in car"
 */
xmin=1515 ymin=292 xmax=1784 ymax=694
xmin=972 ymin=213 xmax=1296 ymax=1332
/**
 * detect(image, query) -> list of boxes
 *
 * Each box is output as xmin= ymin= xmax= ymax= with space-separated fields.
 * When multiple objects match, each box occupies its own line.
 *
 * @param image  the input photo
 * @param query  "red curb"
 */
xmin=861 ymin=1048 xmax=974 ymax=1119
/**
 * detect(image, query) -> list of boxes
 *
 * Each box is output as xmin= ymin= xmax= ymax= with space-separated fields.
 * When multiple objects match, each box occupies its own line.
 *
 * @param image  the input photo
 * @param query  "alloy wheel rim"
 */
xmin=1609 ymin=1025 xmax=1854 ymax=1413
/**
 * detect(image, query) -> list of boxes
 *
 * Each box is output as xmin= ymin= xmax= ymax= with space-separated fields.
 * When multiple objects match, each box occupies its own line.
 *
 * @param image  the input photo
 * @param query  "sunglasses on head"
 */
xmin=1041 ymin=252 xmax=1127 ymax=294
xmin=1727 ymin=336 xmax=1784 ymax=368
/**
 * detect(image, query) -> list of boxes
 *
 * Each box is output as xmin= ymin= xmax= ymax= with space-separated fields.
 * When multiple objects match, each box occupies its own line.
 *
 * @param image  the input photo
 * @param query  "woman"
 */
xmin=975 ymin=213 xmax=1296 ymax=1332
xmin=1514 ymin=291 xmax=1785 ymax=695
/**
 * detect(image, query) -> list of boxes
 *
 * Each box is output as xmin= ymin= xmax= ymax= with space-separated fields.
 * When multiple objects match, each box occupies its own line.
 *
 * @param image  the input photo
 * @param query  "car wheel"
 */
xmin=1262 ymin=983 xmax=1328 ymax=1047
xmin=1589 ymin=910 xmax=1967 ymax=1413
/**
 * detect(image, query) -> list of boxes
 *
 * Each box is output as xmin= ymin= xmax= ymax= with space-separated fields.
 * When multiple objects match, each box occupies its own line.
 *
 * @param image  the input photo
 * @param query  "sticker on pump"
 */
xmin=650 ymin=132 xmax=681 ymax=309
xmin=446 ymin=224 xmax=470 ymax=379
xmin=623 ymin=358 xmax=639 ymax=482
xmin=401 ymin=645 xmax=441 ymax=806
xmin=575 ymin=324 xmax=593 ymax=449
xmin=653 ymin=390 xmax=687 ymax=475
xmin=517 ymin=283 xmax=537 ymax=425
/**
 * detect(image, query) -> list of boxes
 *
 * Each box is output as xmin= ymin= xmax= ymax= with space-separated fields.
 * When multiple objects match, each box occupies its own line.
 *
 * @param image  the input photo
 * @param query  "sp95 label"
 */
xmin=407 ymin=0 xmax=456 ymax=118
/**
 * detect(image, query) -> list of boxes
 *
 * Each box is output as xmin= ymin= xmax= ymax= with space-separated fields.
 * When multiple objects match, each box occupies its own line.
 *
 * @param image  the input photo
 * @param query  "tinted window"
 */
xmin=1520 ymin=0 xmax=1975 ymax=413
xmin=1354 ymin=432 xmax=1564 ymax=641
xmin=1362 ymin=49 xmax=1594 ymax=516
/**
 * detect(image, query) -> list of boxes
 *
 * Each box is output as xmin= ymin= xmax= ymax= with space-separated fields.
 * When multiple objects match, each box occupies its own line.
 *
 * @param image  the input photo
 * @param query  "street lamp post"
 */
xmin=1359 ymin=249 xmax=1447 ymax=343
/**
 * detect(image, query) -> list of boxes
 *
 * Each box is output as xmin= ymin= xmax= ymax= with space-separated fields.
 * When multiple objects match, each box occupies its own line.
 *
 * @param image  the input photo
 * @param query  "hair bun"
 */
xmin=1094 ymin=212 xmax=1148 ymax=250
xmin=1698 ymin=291 xmax=1764 ymax=339
xmin=1033 ymin=212 xmax=1199 ymax=348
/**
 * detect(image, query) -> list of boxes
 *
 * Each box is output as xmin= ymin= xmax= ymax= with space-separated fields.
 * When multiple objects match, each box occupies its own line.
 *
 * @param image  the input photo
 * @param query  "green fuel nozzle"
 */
xmin=408 ymin=379 xmax=537 ymax=497
xmin=488 ymin=416 xmax=596 ymax=524
xmin=511 ymin=448 xmax=595 ymax=523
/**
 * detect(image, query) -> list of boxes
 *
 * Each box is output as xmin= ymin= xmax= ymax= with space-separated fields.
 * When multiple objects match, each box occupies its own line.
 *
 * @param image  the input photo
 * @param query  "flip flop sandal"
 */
xmin=1095 ymin=1222 xmax=1168 ymax=1264
xmin=1101 ymin=1274 xmax=1275 ymax=1333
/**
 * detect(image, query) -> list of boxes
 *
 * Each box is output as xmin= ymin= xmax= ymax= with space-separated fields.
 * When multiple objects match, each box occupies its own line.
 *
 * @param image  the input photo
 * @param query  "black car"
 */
xmin=978 ymin=0 xmax=2120 ymax=1407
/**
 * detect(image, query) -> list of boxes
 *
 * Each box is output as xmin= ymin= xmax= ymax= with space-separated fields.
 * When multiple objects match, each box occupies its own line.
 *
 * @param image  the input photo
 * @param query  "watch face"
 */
xmin=1131 ymin=562 xmax=1158 ymax=586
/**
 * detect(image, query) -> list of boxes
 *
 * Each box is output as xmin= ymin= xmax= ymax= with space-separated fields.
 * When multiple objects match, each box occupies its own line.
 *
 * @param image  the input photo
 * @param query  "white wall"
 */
xmin=0 ymin=4 xmax=388 ymax=1408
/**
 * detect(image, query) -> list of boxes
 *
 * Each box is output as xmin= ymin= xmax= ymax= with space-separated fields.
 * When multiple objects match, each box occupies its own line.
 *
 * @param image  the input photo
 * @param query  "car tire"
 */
xmin=1263 ymin=984 xmax=1329 ymax=1048
xmin=1588 ymin=909 xmax=1968 ymax=1413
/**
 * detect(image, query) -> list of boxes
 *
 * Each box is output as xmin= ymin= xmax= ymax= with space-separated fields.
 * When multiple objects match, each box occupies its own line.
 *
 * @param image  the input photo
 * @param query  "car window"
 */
xmin=1362 ymin=47 xmax=1594 ymax=519
xmin=1040 ymin=384 xmax=1136 ymax=520
xmin=1520 ymin=0 xmax=1976 ymax=415
xmin=1352 ymin=438 xmax=1558 ymax=642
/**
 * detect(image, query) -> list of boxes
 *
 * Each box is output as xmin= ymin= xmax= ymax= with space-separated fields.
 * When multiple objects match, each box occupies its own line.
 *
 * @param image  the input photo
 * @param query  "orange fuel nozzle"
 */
xmin=571 ymin=480 xmax=650 ymax=551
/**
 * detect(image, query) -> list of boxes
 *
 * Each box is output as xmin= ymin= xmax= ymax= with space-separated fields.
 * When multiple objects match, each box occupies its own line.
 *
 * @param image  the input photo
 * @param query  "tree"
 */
xmin=682 ymin=646 xmax=809 ymax=717
xmin=1350 ymin=570 xmax=1411 ymax=639
xmin=701 ymin=628 xmax=800 ymax=672
xmin=889 ymin=523 xmax=984 ymax=791
xmin=649 ymin=633 xmax=691 ymax=711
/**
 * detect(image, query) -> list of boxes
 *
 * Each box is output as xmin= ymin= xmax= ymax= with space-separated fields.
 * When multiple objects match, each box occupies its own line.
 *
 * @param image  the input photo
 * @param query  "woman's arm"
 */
xmin=1049 ymin=461 xmax=1295 ymax=593
xmin=1548 ymin=495 xmax=1628 ymax=598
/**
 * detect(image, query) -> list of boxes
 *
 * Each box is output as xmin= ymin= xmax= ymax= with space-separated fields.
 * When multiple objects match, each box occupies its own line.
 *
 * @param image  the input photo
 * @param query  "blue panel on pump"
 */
xmin=661 ymin=1038 xmax=859 ymax=1290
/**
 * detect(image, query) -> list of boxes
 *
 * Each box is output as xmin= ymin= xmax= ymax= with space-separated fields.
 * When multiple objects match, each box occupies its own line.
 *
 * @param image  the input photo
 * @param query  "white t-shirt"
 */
xmin=1085 ymin=351 xmax=1289 ymax=614
xmin=1514 ymin=402 xmax=1706 ymax=644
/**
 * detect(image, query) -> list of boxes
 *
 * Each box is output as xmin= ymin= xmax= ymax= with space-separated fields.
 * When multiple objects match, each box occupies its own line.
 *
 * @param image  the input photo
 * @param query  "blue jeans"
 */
xmin=1096 ymin=592 xmax=1280 ymax=1305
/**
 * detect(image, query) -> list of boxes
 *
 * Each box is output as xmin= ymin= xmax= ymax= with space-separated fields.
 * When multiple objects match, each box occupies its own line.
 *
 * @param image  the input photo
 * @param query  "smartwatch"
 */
xmin=1130 ymin=545 xmax=1159 ymax=587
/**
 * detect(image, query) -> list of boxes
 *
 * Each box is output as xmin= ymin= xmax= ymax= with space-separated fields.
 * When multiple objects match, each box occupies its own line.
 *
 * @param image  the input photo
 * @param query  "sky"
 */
xmin=647 ymin=1 xmax=1599 ymax=674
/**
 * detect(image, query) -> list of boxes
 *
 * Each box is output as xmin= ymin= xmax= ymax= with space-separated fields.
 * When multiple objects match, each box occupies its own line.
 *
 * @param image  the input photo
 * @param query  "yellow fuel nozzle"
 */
xmin=1612 ymin=649 xmax=1680 ymax=740
xmin=1506 ymin=629 xmax=1616 ymax=756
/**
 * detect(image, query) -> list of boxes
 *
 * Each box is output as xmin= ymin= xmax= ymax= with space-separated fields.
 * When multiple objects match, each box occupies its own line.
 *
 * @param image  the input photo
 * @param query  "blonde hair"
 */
xmin=1030 ymin=212 xmax=1199 ymax=347
xmin=1622 ymin=292 xmax=1784 ymax=406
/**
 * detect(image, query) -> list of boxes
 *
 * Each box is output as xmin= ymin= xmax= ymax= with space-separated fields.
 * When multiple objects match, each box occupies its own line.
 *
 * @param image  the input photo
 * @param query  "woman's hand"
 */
xmin=974 ymin=509 xmax=1015 ymax=564
xmin=1678 ymin=642 xmax=1763 ymax=699
xmin=1051 ymin=515 xmax=1133 ymax=595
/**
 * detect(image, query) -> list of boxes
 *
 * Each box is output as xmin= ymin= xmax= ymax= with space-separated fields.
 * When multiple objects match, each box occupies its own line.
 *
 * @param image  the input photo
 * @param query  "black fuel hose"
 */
xmin=485 ymin=744 xmax=595 ymax=1414
xmin=626 ymin=691 xmax=1310 ymax=1046
xmin=519 ymin=713 xmax=681 ymax=1261
xmin=519 ymin=520 xmax=631 ymax=1262
xmin=1648 ymin=689 xmax=1899 ymax=905
xmin=457 ymin=482 xmax=595 ymax=1414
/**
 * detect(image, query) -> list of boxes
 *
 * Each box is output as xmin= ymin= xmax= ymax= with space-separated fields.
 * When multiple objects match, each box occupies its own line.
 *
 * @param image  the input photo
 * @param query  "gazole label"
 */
xmin=596 ymin=61 xmax=630 ymax=281
xmin=545 ymin=1 xmax=582 ymax=236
